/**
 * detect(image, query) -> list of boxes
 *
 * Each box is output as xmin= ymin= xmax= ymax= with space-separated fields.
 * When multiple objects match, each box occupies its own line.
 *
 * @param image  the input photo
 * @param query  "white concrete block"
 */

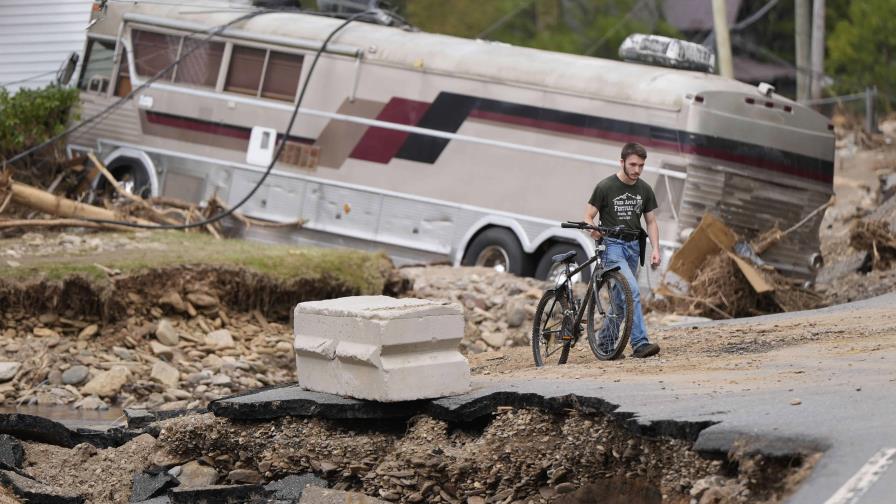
xmin=293 ymin=296 xmax=470 ymax=401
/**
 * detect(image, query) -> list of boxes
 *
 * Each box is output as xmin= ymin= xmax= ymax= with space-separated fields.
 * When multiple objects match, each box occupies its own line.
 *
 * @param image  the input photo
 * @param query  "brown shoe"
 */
xmin=632 ymin=343 xmax=660 ymax=358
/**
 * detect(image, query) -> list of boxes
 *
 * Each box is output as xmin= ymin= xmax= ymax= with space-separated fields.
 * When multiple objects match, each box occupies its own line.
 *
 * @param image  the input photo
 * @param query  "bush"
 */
xmin=0 ymin=85 xmax=79 ymax=164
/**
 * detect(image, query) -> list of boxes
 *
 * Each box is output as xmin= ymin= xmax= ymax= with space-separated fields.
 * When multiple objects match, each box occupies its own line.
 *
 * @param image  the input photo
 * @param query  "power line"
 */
xmin=584 ymin=0 xmax=648 ymax=56
xmin=0 ymin=70 xmax=63 ymax=89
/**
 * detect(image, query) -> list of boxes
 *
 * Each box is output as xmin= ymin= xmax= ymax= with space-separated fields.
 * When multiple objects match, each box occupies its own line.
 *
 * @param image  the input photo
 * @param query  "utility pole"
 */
xmin=795 ymin=0 xmax=811 ymax=102
xmin=810 ymin=0 xmax=825 ymax=100
xmin=712 ymin=0 xmax=734 ymax=78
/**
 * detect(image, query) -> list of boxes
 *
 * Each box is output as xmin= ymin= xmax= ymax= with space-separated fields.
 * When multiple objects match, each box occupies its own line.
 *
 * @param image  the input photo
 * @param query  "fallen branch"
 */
xmin=0 ymin=218 xmax=135 ymax=231
xmin=660 ymin=291 xmax=734 ymax=319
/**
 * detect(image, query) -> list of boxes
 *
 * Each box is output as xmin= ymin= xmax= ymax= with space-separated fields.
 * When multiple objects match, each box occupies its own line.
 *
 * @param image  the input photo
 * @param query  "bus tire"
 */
xmin=535 ymin=243 xmax=590 ymax=283
xmin=93 ymin=160 xmax=153 ymax=201
xmin=462 ymin=227 xmax=527 ymax=276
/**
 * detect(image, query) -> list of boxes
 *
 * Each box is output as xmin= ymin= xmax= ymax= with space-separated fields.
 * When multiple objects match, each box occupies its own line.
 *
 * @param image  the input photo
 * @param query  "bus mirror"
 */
xmin=247 ymin=126 xmax=278 ymax=167
xmin=56 ymin=52 xmax=79 ymax=86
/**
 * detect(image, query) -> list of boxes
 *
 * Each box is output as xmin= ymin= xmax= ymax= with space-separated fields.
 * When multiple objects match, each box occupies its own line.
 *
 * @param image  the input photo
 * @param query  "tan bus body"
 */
xmin=71 ymin=2 xmax=834 ymax=282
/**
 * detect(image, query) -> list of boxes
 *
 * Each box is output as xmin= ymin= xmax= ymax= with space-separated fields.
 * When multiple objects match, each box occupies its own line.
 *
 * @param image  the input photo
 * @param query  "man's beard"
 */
xmin=624 ymin=167 xmax=640 ymax=181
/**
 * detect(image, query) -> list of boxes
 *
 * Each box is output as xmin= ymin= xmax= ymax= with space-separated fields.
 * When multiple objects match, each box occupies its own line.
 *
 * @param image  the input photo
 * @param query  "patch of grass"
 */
xmin=0 ymin=231 xmax=391 ymax=294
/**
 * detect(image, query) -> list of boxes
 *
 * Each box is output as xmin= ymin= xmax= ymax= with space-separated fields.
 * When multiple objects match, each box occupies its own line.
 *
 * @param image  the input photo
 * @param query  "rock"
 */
xmin=39 ymin=313 xmax=59 ymax=325
xmin=201 ymin=355 xmax=223 ymax=370
xmin=790 ymin=399 xmax=802 ymax=406
xmin=466 ymin=497 xmax=486 ymax=504
xmin=131 ymin=471 xmax=178 ymax=502
xmin=78 ymin=324 xmax=98 ymax=341
xmin=0 ymin=469 xmax=84 ymax=504
xmin=0 ymin=362 xmax=21 ymax=382
xmin=690 ymin=476 xmax=727 ymax=498
xmin=480 ymin=332 xmax=508 ymax=348
xmin=227 ymin=469 xmax=261 ymax=484
xmin=205 ymin=330 xmax=235 ymax=349
xmin=168 ymin=484 xmax=264 ymax=504
xmin=505 ymin=300 xmax=527 ymax=328
xmin=0 ymin=434 xmax=24 ymax=468
xmin=264 ymin=474 xmax=328 ymax=500
xmin=74 ymin=396 xmax=109 ymax=410
xmin=150 ymin=341 xmax=175 ymax=359
xmin=62 ymin=365 xmax=89 ymax=385
xmin=0 ymin=413 xmax=79 ymax=448
xmin=155 ymin=319 xmax=179 ymax=346
xmin=299 ymin=486 xmax=390 ymax=504
xmin=113 ymin=346 xmax=134 ymax=361
xmin=151 ymin=361 xmax=180 ymax=388
xmin=159 ymin=292 xmax=187 ymax=313
xmin=186 ymin=293 xmax=218 ymax=309
xmin=178 ymin=461 xmax=218 ymax=488
xmin=275 ymin=341 xmax=293 ymax=354
xmin=210 ymin=374 xmax=231 ymax=387
xmin=47 ymin=370 xmax=64 ymax=386
xmin=555 ymin=482 xmax=577 ymax=494
xmin=81 ymin=365 xmax=131 ymax=398
xmin=33 ymin=327 xmax=58 ymax=338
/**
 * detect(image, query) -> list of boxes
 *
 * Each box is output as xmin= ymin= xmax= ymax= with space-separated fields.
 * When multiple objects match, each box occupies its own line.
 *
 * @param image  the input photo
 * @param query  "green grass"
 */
xmin=0 ymin=231 xmax=390 ymax=293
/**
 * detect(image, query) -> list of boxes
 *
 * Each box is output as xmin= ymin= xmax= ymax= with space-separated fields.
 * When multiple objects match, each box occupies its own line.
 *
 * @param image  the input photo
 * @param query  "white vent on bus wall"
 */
xmin=619 ymin=34 xmax=716 ymax=73
xmin=247 ymin=126 xmax=277 ymax=167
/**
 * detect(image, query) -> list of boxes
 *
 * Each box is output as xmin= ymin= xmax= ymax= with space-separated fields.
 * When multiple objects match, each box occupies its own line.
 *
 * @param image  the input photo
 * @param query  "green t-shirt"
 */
xmin=588 ymin=174 xmax=658 ymax=233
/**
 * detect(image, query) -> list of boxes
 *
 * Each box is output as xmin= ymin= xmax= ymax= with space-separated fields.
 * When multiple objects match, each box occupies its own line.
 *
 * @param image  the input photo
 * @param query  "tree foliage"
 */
xmin=0 ymin=85 xmax=79 ymax=164
xmin=827 ymin=0 xmax=896 ymax=103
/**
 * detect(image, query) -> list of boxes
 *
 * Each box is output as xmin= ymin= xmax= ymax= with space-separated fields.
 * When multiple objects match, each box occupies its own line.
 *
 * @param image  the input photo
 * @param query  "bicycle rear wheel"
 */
xmin=532 ymin=289 xmax=571 ymax=366
xmin=586 ymin=270 xmax=633 ymax=360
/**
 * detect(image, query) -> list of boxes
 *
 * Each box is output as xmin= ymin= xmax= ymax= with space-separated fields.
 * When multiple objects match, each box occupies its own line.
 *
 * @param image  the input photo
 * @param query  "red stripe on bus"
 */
xmin=349 ymin=98 xmax=431 ymax=164
xmin=146 ymin=111 xmax=250 ymax=140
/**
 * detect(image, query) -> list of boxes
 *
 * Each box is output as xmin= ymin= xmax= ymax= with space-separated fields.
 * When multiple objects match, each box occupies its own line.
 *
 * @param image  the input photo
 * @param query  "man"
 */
xmin=584 ymin=142 xmax=661 ymax=358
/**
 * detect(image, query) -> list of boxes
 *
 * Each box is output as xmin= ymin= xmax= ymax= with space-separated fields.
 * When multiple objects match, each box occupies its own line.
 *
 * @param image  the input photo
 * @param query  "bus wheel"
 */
xmin=462 ymin=228 xmax=527 ymax=276
xmin=535 ymin=243 xmax=590 ymax=284
xmin=94 ymin=163 xmax=153 ymax=201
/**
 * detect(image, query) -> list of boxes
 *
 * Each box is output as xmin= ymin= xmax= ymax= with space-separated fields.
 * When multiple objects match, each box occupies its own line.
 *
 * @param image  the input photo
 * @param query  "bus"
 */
xmin=70 ymin=0 xmax=835 ymax=285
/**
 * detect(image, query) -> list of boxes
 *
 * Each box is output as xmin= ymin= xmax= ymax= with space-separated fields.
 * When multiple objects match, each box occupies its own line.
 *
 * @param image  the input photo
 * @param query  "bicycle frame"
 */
xmin=554 ymin=239 xmax=620 ymax=343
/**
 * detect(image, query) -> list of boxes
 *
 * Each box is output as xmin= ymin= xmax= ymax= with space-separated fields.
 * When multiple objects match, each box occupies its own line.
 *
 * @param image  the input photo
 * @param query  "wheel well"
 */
xmin=462 ymin=225 xmax=534 ymax=276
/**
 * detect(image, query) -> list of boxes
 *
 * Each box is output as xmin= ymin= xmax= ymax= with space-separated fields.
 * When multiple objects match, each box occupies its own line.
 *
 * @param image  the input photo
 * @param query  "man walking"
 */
xmin=584 ymin=142 xmax=661 ymax=358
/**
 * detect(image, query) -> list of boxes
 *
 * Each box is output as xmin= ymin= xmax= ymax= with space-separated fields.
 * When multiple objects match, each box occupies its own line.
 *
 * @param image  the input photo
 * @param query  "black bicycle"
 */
xmin=531 ymin=222 xmax=636 ymax=365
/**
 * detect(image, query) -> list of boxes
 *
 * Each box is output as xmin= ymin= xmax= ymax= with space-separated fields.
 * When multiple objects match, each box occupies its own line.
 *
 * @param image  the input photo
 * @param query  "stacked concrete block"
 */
xmin=293 ymin=296 xmax=470 ymax=401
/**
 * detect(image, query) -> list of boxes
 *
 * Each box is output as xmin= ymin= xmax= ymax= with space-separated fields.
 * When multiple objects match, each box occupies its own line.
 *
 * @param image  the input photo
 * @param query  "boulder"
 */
xmin=178 ymin=461 xmax=218 ymax=488
xmin=62 ymin=365 xmax=89 ymax=385
xmin=81 ymin=366 xmax=131 ymax=398
xmin=151 ymin=361 xmax=180 ymax=388
xmin=0 ymin=362 xmax=21 ymax=382
xmin=205 ymin=330 xmax=235 ymax=349
xmin=155 ymin=319 xmax=180 ymax=346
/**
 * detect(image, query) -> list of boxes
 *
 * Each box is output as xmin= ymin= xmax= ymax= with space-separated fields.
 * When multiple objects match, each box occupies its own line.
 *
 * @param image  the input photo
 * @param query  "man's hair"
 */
xmin=621 ymin=142 xmax=647 ymax=161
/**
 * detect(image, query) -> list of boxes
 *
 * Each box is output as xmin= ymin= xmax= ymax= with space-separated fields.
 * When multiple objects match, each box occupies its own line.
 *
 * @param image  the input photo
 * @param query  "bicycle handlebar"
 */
xmin=560 ymin=221 xmax=639 ymax=238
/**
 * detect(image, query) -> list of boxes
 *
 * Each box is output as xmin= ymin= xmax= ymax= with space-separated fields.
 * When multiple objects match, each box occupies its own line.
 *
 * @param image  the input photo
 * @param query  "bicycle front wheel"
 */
xmin=586 ymin=270 xmax=633 ymax=360
xmin=531 ymin=289 xmax=571 ymax=366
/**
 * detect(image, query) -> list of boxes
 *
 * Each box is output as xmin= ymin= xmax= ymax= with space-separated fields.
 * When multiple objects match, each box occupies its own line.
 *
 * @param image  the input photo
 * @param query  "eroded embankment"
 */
xmin=0 ymin=261 xmax=409 ymax=324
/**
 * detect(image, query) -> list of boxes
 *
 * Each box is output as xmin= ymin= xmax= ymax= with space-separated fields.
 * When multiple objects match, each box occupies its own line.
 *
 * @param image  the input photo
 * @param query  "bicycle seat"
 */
xmin=551 ymin=251 xmax=577 ymax=264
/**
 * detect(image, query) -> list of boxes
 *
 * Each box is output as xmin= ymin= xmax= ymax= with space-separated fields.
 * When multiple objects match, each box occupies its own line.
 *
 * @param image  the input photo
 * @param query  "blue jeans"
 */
xmin=601 ymin=238 xmax=649 ymax=349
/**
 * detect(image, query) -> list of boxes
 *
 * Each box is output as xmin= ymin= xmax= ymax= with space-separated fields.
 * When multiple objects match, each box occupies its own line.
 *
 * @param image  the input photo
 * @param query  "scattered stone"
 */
xmin=205 ymin=330 xmax=235 ymax=349
xmin=298 ymin=486 xmax=390 ymax=504
xmin=0 ymin=469 xmax=84 ymax=504
xmin=227 ymin=468 xmax=261 ymax=484
xmin=62 ymin=365 xmax=89 ymax=385
xmin=480 ymin=332 xmax=508 ymax=349
xmin=0 ymin=362 xmax=21 ymax=382
xmin=264 ymin=474 xmax=328 ymax=501
xmin=81 ymin=366 xmax=131 ymax=398
xmin=150 ymin=341 xmax=175 ymax=359
xmin=151 ymin=361 xmax=180 ymax=388
xmin=155 ymin=319 xmax=180 ymax=346
xmin=506 ymin=300 xmax=527 ymax=328
xmin=201 ymin=355 xmax=223 ymax=370
xmin=168 ymin=484 xmax=264 ymax=504
xmin=47 ymin=369 xmax=64 ymax=385
xmin=186 ymin=293 xmax=218 ymax=309
xmin=178 ymin=461 xmax=218 ymax=488
xmin=33 ymin=327 xmax=58 ymax=338
xmin=39 ymin=313 xmax=59 ymax=325
xmin=73 ymin=396 xmax=109 ymax=410
xmin=555 ymin=482 xmax=577 ymax=494
xmin=131 ymin=471 xmax=178 ymax=502
xmin=790 ymin=399 xmax=802 ymax=406
xmin=0 ymin=434 xmax=24 ymax=468
xmin=78 ymin=324 xmax=99 ymax=341
xmin=159 ymin=292 xmax=187 ymax=314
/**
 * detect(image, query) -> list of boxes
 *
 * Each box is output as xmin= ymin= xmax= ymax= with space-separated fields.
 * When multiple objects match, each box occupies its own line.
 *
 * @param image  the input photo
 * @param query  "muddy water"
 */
xmin=0 ymin=405 xmax=126 ymax=429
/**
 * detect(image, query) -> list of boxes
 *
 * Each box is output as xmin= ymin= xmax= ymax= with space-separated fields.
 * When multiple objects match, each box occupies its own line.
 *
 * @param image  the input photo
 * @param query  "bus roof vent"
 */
xmin=619 ymin=34 xmax=716 ymax=73
xmin=317 ymin=0 xmax=401 ymax=26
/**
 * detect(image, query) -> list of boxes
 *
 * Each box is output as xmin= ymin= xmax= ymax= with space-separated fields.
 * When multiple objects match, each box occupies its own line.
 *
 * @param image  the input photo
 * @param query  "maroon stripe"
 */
xmin=145 ymin=111 xmax=313 ymax=144
xmin=349 ymin=98 xmax=431 ymax=164
xmin=469 ymin=109 xmax=829 ymax=183
xmin=469 ymin=109 xmax=682 ymax=154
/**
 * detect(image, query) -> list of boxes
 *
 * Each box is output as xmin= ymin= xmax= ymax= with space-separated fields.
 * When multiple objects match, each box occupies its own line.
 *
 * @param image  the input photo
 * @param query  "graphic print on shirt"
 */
xmin=612 ymin=192 xmax=643 ymax=221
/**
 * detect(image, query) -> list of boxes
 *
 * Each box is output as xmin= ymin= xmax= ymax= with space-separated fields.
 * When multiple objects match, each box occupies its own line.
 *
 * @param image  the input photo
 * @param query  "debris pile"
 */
xmin=402 ymin=266 xmax=548 ymax=353
xmin=849 ymin=219 xmax=896 ymax=269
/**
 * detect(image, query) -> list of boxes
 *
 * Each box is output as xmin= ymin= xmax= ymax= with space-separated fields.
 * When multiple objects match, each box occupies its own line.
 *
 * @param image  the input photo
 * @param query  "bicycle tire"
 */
xmin=531 ymin=289 xmax=571 ymax=366
xmin=586 ymin=270 xmax=633 ymax=360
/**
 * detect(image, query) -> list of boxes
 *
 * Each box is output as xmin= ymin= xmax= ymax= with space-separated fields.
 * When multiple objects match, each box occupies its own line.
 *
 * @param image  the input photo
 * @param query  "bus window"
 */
xmin=225 ymin=45 xmax=265 ymax=96
xmin=175 ymin=37 xmax=225 ymax=88
xmin=261 ymin=51 xmax=303 ymax=101
xmin=78 ymin=38 xmax=115 ymax=93
xmin=132 ymin=29 xmax=180 ymax=81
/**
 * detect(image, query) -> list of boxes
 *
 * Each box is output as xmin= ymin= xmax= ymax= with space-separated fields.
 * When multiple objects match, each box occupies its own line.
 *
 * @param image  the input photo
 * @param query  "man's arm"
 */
xmin=585 ymin=203 xmax=601 ymax=239
xmin=644 ymin=210 xmax=660 ymax=268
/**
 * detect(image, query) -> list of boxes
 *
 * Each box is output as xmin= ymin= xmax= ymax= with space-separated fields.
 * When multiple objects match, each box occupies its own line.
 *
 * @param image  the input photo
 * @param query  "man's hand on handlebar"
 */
xmin=589 ymin=227 xmax=602 ymax=240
